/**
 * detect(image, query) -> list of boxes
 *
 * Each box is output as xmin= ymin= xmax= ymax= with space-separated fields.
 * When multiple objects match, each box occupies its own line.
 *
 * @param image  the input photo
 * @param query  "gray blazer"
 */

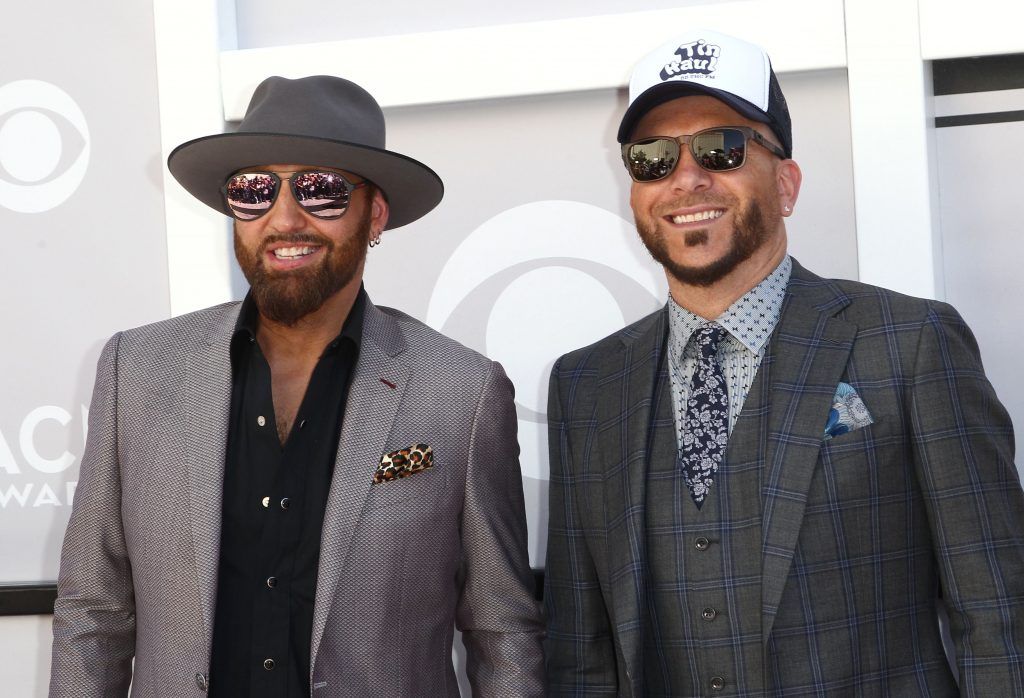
xmin=50 ymin=299 xmax=545 ymax=697
xmin=545 ymin=260 xmax=1024 ymax=696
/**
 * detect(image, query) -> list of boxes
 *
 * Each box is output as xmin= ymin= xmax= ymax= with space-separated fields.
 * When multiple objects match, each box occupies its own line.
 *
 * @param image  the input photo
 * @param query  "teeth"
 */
xmin=671 ymin=210 xmax=724 ymax=224
xmin=273 ymin=246 xmax=316 ymax=259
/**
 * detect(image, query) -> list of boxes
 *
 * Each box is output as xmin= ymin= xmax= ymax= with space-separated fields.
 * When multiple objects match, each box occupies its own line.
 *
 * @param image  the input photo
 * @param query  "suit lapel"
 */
xmin=183 ymin=304 xmax=239 ymax=644
xmin=595 ymin=308 xmax=667 ymax=694
xmin=760 ymin=261 xmax=856 ymax=643
xmin=310 ymin=301 xmax=408 ymax=668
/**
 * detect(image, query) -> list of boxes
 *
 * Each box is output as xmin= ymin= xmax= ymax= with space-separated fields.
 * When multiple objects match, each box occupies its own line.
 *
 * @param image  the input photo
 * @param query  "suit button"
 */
xmin=195 ymin=673 xmax=208 ymax=691
xmin=266 ymin=576 xmax=277 ymax=588
xmin=710 ymin=676 xmax=725 ymax=691
xmin=263 ymin=658 xmax=275 ymax=670
xmin=695 ymin=537 xmax=711 ymax=551
xmin=702 ymin=607 xmax=718 ymax=621
xmin=280 ymin=497 xmax=290 ymax=510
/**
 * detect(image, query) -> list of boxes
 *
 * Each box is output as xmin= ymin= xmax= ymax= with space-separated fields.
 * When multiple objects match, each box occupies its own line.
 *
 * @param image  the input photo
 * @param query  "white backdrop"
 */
xmin=2 ymin=0 xmax=1023 ymax=694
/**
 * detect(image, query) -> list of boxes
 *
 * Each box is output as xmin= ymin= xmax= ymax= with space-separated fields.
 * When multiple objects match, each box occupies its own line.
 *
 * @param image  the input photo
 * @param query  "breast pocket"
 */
xmin=365 ymin=460 xmax=450 ymax=508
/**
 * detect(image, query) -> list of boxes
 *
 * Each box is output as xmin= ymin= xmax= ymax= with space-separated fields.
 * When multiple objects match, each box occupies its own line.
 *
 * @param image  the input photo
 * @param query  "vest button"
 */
xmin=694 ymin=536 xmax=711 ymax=551
xmin=266 ymin=576 xmax=277 ymax=588
xmin=702 ymin=607 xmax=718 ymax=621
xmin=263 ymin=658 xmax=275 ymax=670
xmin=710 ymin=676 xmax=725 ymax=691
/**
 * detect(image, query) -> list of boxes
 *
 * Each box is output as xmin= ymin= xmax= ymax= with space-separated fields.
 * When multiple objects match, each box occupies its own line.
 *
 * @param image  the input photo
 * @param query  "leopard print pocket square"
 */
xmin=823 ymin=382 xmax=873 ymax=441
xmin=373 ymin=444 xmax=434 ymax=484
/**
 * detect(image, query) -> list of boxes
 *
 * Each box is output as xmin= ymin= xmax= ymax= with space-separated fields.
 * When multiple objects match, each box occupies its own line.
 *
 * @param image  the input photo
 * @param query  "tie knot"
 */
xmin=694 ymin=324 xmax=726 ymax=359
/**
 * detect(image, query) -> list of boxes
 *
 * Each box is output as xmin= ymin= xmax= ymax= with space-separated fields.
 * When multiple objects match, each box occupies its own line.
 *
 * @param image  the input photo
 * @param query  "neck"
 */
xmin=667 ymin=236 xmax=787 ymax=320
xmin=255 ymin=278 xmax=362 ymax=364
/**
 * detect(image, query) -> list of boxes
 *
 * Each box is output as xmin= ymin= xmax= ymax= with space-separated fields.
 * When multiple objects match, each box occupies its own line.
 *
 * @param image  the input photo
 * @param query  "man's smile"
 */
xmin=667 ymin=208 xmax=725 ymax=225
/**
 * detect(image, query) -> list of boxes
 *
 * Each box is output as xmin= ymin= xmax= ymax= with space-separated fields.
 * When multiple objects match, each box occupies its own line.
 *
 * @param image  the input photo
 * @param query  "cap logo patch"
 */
xmin=660 ymin=39 xmax=720 ymax=81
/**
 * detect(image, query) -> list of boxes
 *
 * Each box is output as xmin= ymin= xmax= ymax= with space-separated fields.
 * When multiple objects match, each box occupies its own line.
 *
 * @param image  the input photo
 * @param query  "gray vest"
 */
xmin=643 ymin=356 xmax=768 ymax=696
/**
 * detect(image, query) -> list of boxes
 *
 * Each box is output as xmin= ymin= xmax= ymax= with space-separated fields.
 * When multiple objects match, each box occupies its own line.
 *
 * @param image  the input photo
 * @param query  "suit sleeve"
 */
xmin=909 ymin=302 xmax=1024 ymax=693
xmin=456 ymin=360 xmax=546 ymax=696
xmin=544 ymin=358 xmax=619 ymax=695
xmin=50 ymin=333 xmax=135 ymax=697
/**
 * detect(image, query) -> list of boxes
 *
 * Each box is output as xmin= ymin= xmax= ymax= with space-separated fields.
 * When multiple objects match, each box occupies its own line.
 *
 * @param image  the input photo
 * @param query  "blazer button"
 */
xmin=280 ymin=497 xmax=290 ymax=510
xmin=263 ymin=658 xmax=275 ymax=671
xmin=710 ymin=676 xmax=725 ymax=691
xmin=266 ymin=576 xmax=277 ymax=588
xmin=694 ymin=536 xmax=711 ymax=551
xmin=195 ymin=673 xmax=208 ymax=691
xmin=702 ymin=607 xmax=718 ymax=621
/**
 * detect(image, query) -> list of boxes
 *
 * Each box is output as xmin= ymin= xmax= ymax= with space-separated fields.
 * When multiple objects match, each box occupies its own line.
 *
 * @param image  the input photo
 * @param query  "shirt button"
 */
xmin=695 ymin=537 xmax=711 ymax=551
xmin=195 ymin=673 xmax=208 ymax=691
xmin=257 ymin=415 xmax=266 ymax=427
xmin=263 ymin=658 xmax=275 ymax=671
xmin=702 ymin=607 xmax=718 ymax=622
xmin=261 ymin=496 xmax=270 ymax=508
xmin=266 ymin=576 xmax=277 ymax=588
xmin=710 ymin=676 xmax=725 ymax=691
xmin=280 ymin=497 xmax=290 ymax=510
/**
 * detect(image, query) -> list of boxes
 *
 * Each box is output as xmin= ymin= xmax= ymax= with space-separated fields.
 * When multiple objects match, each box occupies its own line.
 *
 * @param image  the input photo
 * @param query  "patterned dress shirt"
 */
xmin=667 ymin=255 xmax=791 ymax=448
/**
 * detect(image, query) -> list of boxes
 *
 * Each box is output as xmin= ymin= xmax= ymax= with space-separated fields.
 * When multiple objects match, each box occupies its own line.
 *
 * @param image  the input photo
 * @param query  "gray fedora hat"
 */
xmin=167 ymin=75 xmax=443 ymax=230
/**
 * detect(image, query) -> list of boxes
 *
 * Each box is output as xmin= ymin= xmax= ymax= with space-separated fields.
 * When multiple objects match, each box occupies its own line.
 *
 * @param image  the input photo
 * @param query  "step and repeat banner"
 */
xmin=0 ymin=1 xmax=170 ymax=584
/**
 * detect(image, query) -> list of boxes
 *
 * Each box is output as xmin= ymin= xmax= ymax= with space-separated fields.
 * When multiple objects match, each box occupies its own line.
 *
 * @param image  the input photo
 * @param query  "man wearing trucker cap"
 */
xmin=50 ymin=75 xmax=544 ymax=697
xmin=545 ymin=30 xmax=1024 ymax=695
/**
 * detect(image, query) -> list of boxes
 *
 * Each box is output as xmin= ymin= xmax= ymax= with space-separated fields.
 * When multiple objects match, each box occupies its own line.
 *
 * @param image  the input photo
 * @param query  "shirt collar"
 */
xmin=668 ymin=255 xmax=792 ymax=356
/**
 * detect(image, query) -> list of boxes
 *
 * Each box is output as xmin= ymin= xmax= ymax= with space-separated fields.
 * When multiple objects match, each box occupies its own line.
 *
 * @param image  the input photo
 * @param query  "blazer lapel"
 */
xmin=595 ymin=307 xmax=667 ymax=694
xmin=760 ymin=261 xmax=856 ymax=643
xmin=310 ymin=301 xmax=408 ymax=669
xmin=183 ymin=304 xmax=240 ymax=645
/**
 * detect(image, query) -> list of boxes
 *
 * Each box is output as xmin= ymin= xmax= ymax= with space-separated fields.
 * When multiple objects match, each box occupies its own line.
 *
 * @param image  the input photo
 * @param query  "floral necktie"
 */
xmin=680 ymin=324 xmax=729 ymax=507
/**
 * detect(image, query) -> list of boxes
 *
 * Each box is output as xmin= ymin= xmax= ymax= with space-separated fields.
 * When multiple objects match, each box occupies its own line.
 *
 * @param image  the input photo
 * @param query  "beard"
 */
xmin=234 ymin=206 xmax=372 ymax=326
xmin=636 ymin=193 xmax=776 ymax=287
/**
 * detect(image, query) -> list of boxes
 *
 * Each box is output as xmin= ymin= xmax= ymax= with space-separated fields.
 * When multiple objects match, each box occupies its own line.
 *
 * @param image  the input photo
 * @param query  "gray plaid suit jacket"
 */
xmin=50 ymin=298 xmax=544 ymax=697
xmin=544 ymin=260 xmax=1024 ymax=696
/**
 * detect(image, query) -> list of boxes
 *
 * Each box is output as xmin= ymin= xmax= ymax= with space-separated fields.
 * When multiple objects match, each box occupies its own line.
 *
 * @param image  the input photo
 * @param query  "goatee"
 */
xmin=234 ymin=207 xmax=371 ymax=326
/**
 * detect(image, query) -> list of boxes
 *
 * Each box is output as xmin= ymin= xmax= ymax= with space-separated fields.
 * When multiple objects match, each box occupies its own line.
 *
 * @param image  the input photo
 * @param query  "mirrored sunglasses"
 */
xmin=222 ymin=169 xmax=368 ymax=221
xmin=621 ymin=126 xmax=786 ymax=182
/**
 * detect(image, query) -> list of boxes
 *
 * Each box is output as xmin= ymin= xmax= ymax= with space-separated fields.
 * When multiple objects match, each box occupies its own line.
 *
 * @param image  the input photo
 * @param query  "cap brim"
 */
xmin=617 ymin=82 xmax=772 ymax=143
xmin=167 ymin=133 xmax=443 ymax=230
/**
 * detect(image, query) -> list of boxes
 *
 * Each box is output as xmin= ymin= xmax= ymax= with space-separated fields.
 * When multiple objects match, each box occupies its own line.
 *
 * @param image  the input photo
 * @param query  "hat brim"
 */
xmin=167 ymin=133 xmax=443 ymax=230
xmin=617 ymin=82 xmax=773 ymax=144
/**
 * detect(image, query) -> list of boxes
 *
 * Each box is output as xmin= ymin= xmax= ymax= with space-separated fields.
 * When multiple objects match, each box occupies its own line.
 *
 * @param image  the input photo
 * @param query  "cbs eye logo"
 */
xmin=426 ymin=200 xmax=666 ymax=479
xmin=0 ymin=80 xmax=90 ymax=213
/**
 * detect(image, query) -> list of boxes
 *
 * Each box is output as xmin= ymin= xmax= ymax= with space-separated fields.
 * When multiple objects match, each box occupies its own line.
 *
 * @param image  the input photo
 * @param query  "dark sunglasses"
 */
xmin=222 ymin=169 xmax=368 ymax=221
xmin=621 ymin=126 xmax=786 ymax=182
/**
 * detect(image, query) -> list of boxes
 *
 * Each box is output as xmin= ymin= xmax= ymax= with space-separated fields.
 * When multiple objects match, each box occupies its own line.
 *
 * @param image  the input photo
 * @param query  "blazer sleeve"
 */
xmin=544 ymin=358 xmax=619 ymax=696
xmin=49 ymin=333 xmax=135 ymax=697
xmin=455 ymin=360 xmax=546 ymax=696
xmin=909 ymin=302 xmax=1024 ymax=693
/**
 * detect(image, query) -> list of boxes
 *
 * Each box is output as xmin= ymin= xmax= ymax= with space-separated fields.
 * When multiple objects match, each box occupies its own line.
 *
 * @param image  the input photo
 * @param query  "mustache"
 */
xmin=652 ymin=195 xmax=735 ymax=217
xmin=257 ymin=232 xmax=333 ymax=254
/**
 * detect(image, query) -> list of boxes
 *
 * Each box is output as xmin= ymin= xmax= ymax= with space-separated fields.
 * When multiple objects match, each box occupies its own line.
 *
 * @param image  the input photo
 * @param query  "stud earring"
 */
xmin=369 ymin=229 xmax=382 ymax=247
xmin=783 ymin=205 xmax=791 ymax=213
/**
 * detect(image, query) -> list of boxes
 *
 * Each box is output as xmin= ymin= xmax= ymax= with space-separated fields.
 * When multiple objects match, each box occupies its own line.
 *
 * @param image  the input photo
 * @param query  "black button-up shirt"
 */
xmin=209 ymin=289 xmax=366 ymax=697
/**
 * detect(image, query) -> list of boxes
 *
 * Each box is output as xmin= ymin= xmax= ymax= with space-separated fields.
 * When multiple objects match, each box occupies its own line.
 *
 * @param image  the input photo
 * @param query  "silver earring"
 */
xmin=784 ymin=205 xmax=791 ymax=213
xmin=369 ymin=229 xmax=382 ymax=247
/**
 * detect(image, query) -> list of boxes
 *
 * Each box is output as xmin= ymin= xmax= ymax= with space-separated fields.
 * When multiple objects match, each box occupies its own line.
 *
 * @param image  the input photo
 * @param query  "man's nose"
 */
xmin=664 ymin=147 xmax=714 ymax=192
xmin=265 ymin=182 xmax=306 ymax=231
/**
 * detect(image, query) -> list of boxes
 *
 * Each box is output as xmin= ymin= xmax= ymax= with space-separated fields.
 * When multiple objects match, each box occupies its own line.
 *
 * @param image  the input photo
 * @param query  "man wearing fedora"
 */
xmin=544 ymin=31 xmax=1024 ymax=695
xmin=50 ymin=75 xmax=544 ymax=697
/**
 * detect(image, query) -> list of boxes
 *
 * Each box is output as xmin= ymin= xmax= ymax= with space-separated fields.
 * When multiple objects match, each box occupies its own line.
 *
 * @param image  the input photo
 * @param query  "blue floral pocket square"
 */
xmin=823 ymin=382 xmax=873 ymax=441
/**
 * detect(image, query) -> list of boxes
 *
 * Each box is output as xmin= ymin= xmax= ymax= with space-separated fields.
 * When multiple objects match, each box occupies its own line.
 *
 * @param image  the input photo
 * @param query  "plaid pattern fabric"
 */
xmin=544 ymin=259 xmax=1024 ymax=696
xmin=50 ymin=300 xmax=544 ymax=697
